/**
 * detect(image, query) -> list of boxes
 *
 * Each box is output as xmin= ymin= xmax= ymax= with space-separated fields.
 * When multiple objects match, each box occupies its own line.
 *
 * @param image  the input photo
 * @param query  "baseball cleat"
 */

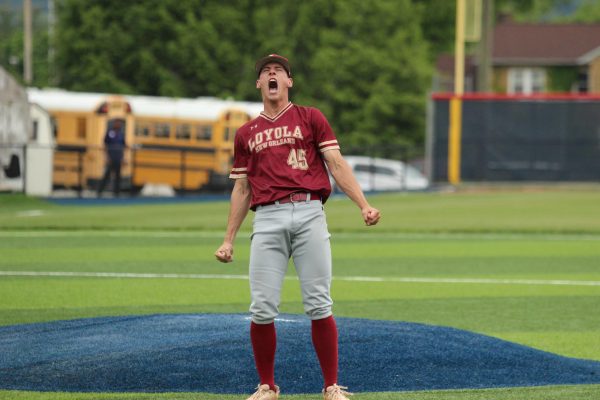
xmin=246 ymin=384 xmax=280 ymax=400
xmin=323 ymin=384 xmax=353 ymax=400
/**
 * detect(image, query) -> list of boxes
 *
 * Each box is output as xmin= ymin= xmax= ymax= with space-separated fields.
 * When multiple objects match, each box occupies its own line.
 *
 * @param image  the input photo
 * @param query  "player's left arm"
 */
xmin=323 ymin=149 xmax=380 ymax=226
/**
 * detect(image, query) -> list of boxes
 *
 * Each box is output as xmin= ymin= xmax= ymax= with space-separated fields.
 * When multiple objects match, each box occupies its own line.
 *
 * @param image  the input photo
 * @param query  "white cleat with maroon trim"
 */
xmin=246 ymin=384 xmax=280 ymax=400
xmin=323 ymin=384 xmax=353 ymax=400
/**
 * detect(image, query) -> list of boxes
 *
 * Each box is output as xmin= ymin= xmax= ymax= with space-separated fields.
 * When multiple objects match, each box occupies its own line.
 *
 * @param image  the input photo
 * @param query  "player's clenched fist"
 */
xmin=215 ymin=242 xmax=234 ymax=263
xmin=361 ymin=206 xmax=381 ymax=226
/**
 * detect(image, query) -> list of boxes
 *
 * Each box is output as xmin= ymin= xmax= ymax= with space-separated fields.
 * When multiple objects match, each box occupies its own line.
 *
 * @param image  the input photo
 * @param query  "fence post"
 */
xmin=22 ymin=144 xmax=27 ymax=194
xmin=131 ymin=146 xmax=136 ymax=195
xmin=401 ymin=146 xmax=408 ymax=191
xmin=368 ymin=153 xmax=375 ymax=191
xmin=180 ymin=150 xmax=186 ymax=191
xmin=77 ymin=150 xmax=83 ymax=198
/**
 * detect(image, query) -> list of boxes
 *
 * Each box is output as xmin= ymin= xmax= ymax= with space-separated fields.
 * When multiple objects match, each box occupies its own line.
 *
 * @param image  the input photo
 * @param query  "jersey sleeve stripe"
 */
xmin=231 ymin=167 xmax=248 ymax=172
xmin=319 ymin=140 xmax=338 ymax=147
xmin=229 ymin=173 xmax=247 ymax=179
xmin=320 ymin=145 xmax=341 ymax=153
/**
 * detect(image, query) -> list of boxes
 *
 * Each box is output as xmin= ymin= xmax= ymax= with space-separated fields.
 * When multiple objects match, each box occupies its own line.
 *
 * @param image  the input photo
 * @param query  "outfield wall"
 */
xmin=429 ymin=94 xmax=600 ymax=182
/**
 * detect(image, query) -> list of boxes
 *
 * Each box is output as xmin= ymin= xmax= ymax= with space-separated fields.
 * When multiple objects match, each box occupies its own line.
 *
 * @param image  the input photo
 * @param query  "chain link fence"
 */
xmin=1 ymin=143 xmax=428 ymax=198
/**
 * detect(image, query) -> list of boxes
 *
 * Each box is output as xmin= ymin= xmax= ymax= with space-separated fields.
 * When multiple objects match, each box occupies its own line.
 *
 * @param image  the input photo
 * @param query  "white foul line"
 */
xmin=336 ymin=276 xmax=600 ymax=286
xmin=0 ymin=271 xmax=249 ymax=280
xmin=1 ymin=230 xmax=600 ymax=241
xmin=1 ymin=271 xmax=599 ymax=286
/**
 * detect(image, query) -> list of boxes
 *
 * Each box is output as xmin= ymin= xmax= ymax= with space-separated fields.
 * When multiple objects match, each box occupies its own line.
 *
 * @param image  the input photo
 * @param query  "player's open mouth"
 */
xmin=268 ymin=79 xmax=278 ymax=93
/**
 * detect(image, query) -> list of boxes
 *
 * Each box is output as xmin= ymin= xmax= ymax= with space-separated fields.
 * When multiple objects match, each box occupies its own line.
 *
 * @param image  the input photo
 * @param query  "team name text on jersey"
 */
xmin=248 ymin=125 xmax=305 ymax=153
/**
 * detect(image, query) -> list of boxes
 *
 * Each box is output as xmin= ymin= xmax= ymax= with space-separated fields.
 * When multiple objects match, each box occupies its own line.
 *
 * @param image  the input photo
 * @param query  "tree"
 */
xmin=53 ymin=0 xmax=433 ymax=150
xmin=49 ymin=0 xmax=600 ymax=150
xmin=562 ymin=0 xmax=600 ymax=22
xmin=303 ymin=0 xmax=431 ymax=148
xmin=0 ymin=2 xmax=50 ymax=87
xmin=414 ymin=0 xmax=456 ymax=59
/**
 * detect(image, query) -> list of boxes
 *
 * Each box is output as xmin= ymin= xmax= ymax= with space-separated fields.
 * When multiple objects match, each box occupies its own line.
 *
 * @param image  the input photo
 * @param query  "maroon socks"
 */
xmin=250 ymin=315 xmax=339 ymax=390
xmin=250 ymin=321 xmax=277 ymax=391
xmin=311 ymin=315 xmax=339 ymax=388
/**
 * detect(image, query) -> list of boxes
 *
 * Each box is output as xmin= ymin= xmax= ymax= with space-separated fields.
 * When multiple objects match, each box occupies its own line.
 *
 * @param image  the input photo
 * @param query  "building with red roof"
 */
xmin=435 ymin=20 xmax=600 ymax=94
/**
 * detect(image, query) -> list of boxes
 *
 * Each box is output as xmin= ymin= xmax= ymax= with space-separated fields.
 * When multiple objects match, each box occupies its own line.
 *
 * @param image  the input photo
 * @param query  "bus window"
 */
xmin=176 ymin=124 xmax=191 ymax=140
xmin=224 ymin=127 xmax=237 ymax=142
xmin=135 ymin=121 xmax=152 ymax=137
xmin=51 ymin=117 xmax=58 ymax=138
xmin=77 ymin=117 xmax=86 ymax=139
xmin=196 ymin=125 xmax=212 ymax=141
xmin=155 ymin=123 xmax=170 ymax=138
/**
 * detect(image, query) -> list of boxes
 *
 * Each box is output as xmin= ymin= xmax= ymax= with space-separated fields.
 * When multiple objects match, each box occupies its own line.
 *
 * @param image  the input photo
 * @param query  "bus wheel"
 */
xmin=130 ymin=185 xmax=143 ymax=196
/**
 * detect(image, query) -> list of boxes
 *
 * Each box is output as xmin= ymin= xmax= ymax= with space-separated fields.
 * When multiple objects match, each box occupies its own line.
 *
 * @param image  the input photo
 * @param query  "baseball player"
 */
xmin=215 ymin=54 xmax=380 ymax=400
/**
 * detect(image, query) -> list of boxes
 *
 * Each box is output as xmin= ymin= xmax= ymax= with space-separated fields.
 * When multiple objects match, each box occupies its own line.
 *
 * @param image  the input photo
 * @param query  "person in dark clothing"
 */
xmin=97 ymin=119 xmax=126 ymax=197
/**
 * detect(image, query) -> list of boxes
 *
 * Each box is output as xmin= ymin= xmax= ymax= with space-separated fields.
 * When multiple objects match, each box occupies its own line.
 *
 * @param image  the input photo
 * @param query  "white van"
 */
xmin=331 ymin=155 xmax=429 ymax=192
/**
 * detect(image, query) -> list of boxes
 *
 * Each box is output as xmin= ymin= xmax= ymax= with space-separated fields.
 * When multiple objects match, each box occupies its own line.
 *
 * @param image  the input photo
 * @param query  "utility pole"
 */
xmin=477 ymin=0 xmax=494 ymax=92
xmin=48 ymin=0 xmax=56 ymax=85
xmin=23 ymin=0 xmax=33 ymax=84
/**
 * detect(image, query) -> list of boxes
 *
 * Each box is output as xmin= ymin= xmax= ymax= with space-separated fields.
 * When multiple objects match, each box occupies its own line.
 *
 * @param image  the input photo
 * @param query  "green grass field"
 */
xmin=1 ymin=187 xmax=599 ymax=399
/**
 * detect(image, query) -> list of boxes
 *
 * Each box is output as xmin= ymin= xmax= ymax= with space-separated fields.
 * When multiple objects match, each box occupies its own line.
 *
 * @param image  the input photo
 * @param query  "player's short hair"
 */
xmin=255 ymin=54 xmax=291 ymax=77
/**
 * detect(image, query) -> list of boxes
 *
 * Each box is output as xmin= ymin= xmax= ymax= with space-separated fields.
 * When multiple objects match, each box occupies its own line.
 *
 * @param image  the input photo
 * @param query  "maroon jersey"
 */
xmin=230 ymin=103 xmax=340 ymax=209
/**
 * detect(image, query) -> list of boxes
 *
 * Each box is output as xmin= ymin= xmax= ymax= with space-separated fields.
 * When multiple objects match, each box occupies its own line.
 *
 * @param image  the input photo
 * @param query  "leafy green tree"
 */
xmin=303 ymin=0 xmax=431 ymax=148
xmin=39 ymin=0 xmax=600 ymax=150
xmin=55 ymin=0 xmax=252 ymax=96
xmin=0 ymin=2 xmax=50 ymax=87
xmin=495 ymin=0 xmax=600 ymax=22
xmin=562 ymin=0 xmax=600 ymax=22
xmin=414 ymin=0 xmax=456 ymax=58
xmin=53 ymin=0 xmax=433 ymax=150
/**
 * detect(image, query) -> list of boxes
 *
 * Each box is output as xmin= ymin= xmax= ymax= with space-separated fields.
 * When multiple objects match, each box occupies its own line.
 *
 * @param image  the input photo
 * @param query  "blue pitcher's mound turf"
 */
xmin=1 ymin=313 xmax=599 ymax=393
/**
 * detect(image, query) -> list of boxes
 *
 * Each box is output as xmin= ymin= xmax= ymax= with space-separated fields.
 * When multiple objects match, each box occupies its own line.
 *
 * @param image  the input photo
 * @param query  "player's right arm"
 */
xmin=215 ymin=178 xmax=252 ymax=263
xmin=323 ymin=149 xmax=381 ymax=226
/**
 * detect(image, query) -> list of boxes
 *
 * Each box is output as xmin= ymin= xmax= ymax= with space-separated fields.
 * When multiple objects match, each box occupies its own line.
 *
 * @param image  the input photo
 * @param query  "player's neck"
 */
xmin=262 ymin=99 xmax=291 ymax=119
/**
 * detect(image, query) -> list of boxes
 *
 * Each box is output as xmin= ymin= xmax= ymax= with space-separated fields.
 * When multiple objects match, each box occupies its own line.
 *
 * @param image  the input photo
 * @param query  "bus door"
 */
xmin=94 ymin=98 xmax=133 ymax=187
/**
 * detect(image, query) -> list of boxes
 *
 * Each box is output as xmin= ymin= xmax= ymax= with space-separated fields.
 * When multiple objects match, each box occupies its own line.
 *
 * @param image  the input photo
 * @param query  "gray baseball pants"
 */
xmin=249 ymin=197 xmax=333 ymax=324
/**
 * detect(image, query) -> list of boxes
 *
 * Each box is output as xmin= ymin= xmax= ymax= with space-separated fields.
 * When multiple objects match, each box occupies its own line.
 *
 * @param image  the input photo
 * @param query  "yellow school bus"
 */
xmin=27 ymin=89 xmax=135 ymax=190
xmin=128 ymin=95 xmax=260 ymax=191
xmin=27 ymin=88 xmax=262 ymax=192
